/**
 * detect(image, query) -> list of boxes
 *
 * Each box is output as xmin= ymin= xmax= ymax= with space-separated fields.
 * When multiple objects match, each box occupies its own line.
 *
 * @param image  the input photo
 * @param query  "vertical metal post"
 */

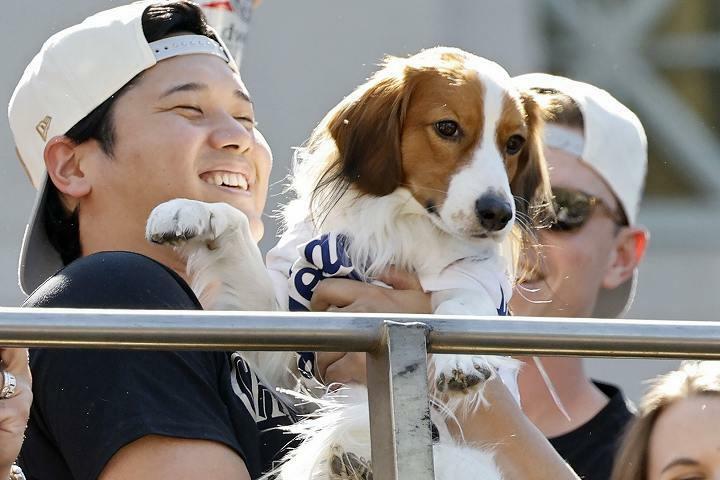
xmin=366 ymin=321 xmax=435 ymax=480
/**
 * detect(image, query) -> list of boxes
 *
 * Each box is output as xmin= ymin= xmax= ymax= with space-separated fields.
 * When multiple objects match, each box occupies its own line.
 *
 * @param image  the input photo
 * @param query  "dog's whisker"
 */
xmin=397 ymin=182 xmax=450 ymax=196
xmin=429 ymin=395 xmax=466 ymax=443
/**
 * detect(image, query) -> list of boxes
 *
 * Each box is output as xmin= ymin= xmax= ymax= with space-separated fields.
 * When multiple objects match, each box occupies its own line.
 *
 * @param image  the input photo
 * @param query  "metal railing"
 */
xmin=2 ymin=306 xmax=720 ymax=479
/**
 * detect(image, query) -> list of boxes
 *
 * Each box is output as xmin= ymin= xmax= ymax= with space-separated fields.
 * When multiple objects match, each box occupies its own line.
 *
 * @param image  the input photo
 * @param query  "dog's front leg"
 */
xmin=429 ymin=289 xmax=519 ymax=413
xmin=146 ymin=198 xmax=278 ymax=311
xmin=146 ymin=200 xmax=300 ymax=389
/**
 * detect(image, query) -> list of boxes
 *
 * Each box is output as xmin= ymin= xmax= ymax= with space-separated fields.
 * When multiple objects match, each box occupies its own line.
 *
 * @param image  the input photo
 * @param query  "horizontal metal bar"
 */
xmin=426 ymin=315 xmax=720 ymax=358
xmin=0 ymin=307 xmax=718 ymax=358
xmin=0 ymin=308 xmax=382 ymax=351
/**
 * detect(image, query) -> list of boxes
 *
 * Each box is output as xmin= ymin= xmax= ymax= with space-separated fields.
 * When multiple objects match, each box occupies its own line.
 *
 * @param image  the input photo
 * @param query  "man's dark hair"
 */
xmin=46 ymin=1 xmax=215 ymax=265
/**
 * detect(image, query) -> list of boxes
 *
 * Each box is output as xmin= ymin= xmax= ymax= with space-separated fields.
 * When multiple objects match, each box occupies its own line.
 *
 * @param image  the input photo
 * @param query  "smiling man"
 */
xmin=9 ymin=2 xmax=292 ymax=479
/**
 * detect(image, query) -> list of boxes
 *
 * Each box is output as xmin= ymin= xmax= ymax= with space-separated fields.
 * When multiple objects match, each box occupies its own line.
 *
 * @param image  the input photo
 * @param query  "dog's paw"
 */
xmin=328 ymin=444 xmax=374 ymax=480
xmin=146 ymin=199 xmax=246 ymax=247
xmin=432 ymin=355 xmax=493 ymax=395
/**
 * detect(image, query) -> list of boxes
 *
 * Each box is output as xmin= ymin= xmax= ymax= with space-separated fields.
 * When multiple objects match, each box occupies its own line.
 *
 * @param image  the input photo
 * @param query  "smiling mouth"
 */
xmin=200 ymin=171 xmax=250 ymax=192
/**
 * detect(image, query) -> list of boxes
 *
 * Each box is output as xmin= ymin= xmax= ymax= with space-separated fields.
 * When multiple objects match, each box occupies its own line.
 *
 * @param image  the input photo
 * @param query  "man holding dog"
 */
xmin=8 ymin=2 xmax=585 ymax=479
xmin=7 ymin=2 xmax=641 ymax=479
xmin=314 ymin=76 xmax=649 ymax=479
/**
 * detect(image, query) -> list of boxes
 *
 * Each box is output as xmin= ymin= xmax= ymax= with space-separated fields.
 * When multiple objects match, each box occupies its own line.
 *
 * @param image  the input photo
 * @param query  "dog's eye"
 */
xmin=434 ymin=120 xmax=461 ymax=139
xmin=505 ymin=135 xmax=526 ymax=155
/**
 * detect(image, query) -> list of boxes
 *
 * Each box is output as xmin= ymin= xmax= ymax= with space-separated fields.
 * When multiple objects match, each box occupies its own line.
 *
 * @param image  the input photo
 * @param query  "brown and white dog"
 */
xmin=146 ymin=47 xmax=552 ymax=479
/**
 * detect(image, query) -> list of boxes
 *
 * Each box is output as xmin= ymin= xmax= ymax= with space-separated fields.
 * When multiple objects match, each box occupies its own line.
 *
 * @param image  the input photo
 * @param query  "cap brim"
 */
xmin=592 ymin=269 xmax=638 ymax=319
xmin=19 ymin=175 xmax=64 ymax=295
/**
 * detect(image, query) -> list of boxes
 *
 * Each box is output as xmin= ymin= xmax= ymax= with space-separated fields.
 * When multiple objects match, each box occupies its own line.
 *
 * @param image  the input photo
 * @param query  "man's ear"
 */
xmin=44 ymin=135 xmax=92 ymax=199
xmin=602 ymin=226 xmax=649 ymax=289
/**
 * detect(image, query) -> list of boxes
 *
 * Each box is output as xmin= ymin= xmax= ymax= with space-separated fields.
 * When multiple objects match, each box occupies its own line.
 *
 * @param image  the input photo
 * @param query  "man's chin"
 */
xmin=249 ymin=220 xmax=264 ymax=243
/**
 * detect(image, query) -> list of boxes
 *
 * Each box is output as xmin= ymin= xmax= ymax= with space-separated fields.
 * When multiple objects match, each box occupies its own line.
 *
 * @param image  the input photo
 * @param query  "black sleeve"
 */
xmin=22 ymin=252 xmax=244 ymax=480
xmin=27 ymin=349 xmax=244 ymax=480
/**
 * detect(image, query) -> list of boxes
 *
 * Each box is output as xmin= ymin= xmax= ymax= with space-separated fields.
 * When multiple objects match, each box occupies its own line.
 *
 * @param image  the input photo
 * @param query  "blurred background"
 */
xmin=2 ymin=0 xmax=719 ymax=401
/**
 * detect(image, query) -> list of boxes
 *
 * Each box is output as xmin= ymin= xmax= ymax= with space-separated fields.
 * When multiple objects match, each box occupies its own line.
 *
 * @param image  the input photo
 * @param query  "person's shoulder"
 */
xmin=23 ymin=251 xmax=202 ymax=310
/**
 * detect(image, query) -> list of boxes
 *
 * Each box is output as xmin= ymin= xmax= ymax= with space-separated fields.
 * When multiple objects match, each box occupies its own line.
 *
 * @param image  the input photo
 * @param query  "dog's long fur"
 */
xmin=146 ymin=47 xmax=553 ymax=480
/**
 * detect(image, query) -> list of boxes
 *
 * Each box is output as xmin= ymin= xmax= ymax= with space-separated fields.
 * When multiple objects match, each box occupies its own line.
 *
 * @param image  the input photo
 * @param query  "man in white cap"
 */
xmin=9 ymin=2 xmax=293 ymax=479
xmin=510 ymin=73 xmax=649 ymax=480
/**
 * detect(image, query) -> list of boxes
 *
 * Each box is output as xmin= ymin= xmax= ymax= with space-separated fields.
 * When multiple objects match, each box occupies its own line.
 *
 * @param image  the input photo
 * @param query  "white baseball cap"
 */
xmin=513 ymin=73 xmax=648 ymax=318
xmin=8 ymin=0 xmax=238 ymax=295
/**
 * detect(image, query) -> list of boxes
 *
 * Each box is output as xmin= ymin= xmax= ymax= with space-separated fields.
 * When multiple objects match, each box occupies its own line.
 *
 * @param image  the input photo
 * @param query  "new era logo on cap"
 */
xmin=35 ymin=115 xmax=52 ymax=141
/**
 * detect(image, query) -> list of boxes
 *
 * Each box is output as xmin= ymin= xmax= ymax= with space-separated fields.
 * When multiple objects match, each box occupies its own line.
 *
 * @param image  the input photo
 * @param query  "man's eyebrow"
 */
xmin=158 ymin=82 xmax=208 ymax=99
xmin=158 ymin=83 xmax=252 ymax=104
xmin=661 ymin=457 xmax=700 ymax=473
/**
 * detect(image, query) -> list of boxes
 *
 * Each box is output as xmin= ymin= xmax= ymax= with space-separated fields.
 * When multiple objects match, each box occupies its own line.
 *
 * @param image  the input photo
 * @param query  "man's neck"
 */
xmin=79 ymin=213 xmax=189 ymax=283
xmin=517 ymin=356 xmax=609 ymax=438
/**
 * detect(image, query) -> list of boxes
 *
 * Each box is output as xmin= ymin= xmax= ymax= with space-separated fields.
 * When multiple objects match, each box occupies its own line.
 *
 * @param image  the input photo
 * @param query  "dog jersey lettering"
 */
xmin=282 ymin=231 xmax=512 ymax=380
xmin=289 ymin=232 xmax=362 ymax=311
xmin=286 ymin=231 xmax=511 ymax=315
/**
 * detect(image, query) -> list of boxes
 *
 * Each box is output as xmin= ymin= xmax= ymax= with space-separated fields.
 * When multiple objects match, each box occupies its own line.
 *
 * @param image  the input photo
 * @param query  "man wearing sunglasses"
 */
xmin=510 ymin=74 xmax=649 ymax=480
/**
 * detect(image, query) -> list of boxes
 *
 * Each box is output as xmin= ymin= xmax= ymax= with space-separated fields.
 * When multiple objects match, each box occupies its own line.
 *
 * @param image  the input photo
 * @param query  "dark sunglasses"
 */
xmin=548 ymin=187 xmax=626 ymax=233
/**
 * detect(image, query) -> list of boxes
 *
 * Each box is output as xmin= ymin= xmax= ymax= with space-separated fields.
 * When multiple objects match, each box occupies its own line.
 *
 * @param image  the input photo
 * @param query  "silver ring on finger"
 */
xmin=0 ymin=370 xmax=17 ymax=399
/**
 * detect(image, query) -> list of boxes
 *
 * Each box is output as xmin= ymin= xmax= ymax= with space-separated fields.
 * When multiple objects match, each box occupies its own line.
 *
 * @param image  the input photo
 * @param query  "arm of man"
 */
xmin=309 ymin=268 xmax=431 ymax=314
xmin=100 ymin=435 xmax=250 ymax=480
xmin=449 ymin=375 xmax=579 ymax=480
xmin=312 ymin=272 xmax=579 ymax=480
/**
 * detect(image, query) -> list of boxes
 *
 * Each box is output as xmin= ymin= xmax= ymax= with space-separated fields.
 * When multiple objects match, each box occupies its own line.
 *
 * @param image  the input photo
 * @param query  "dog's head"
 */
xmin=306 ymin=47 xmax=552 ymax=246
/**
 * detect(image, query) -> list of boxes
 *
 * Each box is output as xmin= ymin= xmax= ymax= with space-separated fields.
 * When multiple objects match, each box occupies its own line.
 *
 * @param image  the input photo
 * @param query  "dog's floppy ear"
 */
xmin=325 ymin=62 xmax=413 ymax=196
xmin=511 ymin=91 xmax=553 ymax=225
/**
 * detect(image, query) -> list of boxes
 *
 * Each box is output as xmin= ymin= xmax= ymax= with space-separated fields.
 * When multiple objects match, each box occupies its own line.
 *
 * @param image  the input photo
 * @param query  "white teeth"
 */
xmin=201 ymin=171 xmax=249 ymax=190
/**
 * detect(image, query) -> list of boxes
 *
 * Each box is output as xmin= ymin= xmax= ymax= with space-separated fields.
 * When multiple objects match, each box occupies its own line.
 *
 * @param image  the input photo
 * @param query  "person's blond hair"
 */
xmin=611 ymin=361 xmax=720 ymax=480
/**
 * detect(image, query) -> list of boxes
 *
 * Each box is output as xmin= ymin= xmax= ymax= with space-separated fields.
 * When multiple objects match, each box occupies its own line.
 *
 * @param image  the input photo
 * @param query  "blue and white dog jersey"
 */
xmin=267 ymin=221 xmax=511 ymax=314
xmin=266 ymin=221 xmax=516 ymax=391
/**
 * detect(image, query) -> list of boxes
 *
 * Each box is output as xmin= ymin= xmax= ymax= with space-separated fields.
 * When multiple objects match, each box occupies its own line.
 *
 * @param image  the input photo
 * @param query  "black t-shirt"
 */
xmin=18 ymin=252 xmax=296 ymax=480
xmin=549 ymin=381 xmax=635 ymax=480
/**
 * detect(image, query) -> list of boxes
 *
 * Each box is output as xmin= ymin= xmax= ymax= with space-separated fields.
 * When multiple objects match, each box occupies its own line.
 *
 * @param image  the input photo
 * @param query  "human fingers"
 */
xmin=0 ymin=387 xmax=31 ymax=433
xmin=323 ymin=352 xmax=367 ymax=386
xmin=326 ymin=289 xmax=431 ymax=315
xmin=310 ymin=279 xmax=377 ymax=311
xmin=315 ymin=352 xmax=346 ymax=380
xmin=0 ymin=373 xmax=31 ymax=472
xmin=0 ymin=349 xmax=31 ymax=387
xmin=377 ymin=267 xmax=423 ymax=291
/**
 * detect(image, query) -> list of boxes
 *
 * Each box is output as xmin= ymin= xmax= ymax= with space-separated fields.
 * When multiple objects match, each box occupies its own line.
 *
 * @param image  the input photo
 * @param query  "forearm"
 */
xmin=450 ymin=376 xmax=579 ymax=480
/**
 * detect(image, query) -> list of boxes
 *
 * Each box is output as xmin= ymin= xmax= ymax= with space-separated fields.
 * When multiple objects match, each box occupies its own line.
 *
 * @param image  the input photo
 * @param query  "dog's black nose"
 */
xmin=475 ymin=194 xmax=513 ymax=232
